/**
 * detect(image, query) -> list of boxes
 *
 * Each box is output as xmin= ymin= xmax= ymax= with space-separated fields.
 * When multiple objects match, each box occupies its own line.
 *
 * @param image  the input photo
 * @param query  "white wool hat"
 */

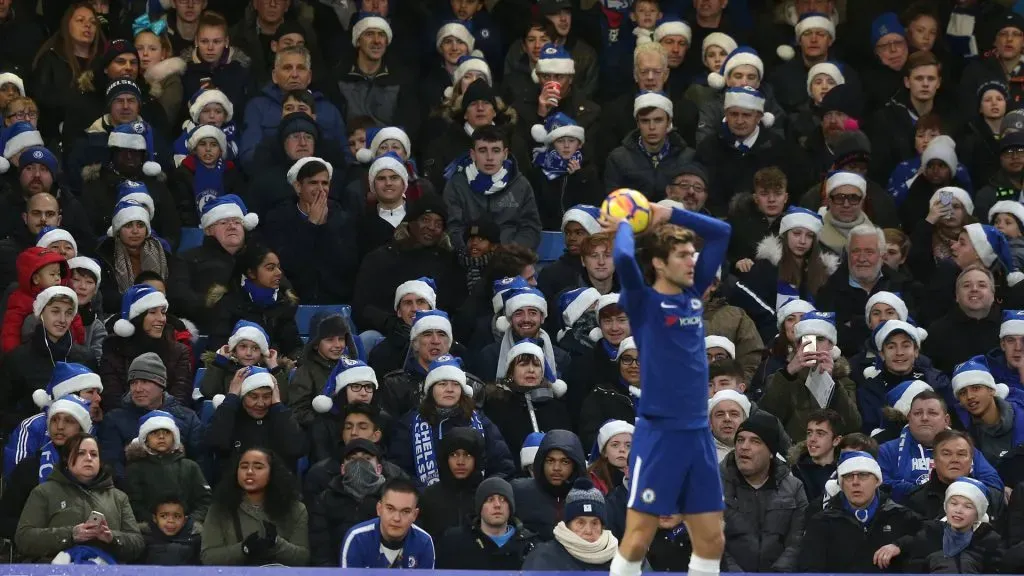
xmin=989 ymin=200 xmax=1024 ymax=228
xmin=864 ymin=291 xmax=909 ymax=324
xmin=837 ymin=451 xmax=882 ymax=482
xmin=33 ymin=286 xmax=78 ymax=319
xmin=351 ymin=15 xmax=393 ymax=47
xmin=596 ymin=420 xmax=635 ymax=454
xmin=708 ymin=389 xmax=750 ymax=418
xmin=188 ymin=88 xmax=234 ymax=123
xmin=435 ymin=21 xmax=475 ymax=52
xmin=287 ymin=156 xmax=333 ymax=185
xmin=776 ymin=298 xmax=814 ymax=329
xmin=702 ymin=32 xmax=737 ymax=55
xmin=654 ymin=19 xmax=692 ymax=44
xmin=806 ymin=62 xmax=845 ymax=96
xmin=945 ymin=477 xmax=990 ymax=524
xmin=36 ymin=227 xmax=78 ymax=255
xmin=930 ymin=186 xmax=974 ymax=216
xmin=394 ymin=278 xmax=437 ymax=310
xmin=186 ymin=124 xmax=227 ymax=155
xmin=355 ymin=126 xmax=412 ymax=165
xmin=704 ymin=335 xmax=736 ymax=359
xmin=633 ymin=91 xmax=673 ymax=119
xmin=826 ymin=171 xmax=867 ymax=196
xmin=796 ymin=14 xmax=835 ymax=38
xmin=922 ymin=135 xmax=959 ymax=173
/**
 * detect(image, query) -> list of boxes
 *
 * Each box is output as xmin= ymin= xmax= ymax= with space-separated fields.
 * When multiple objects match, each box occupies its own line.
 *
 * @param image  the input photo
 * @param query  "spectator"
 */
xmin=904 ymin=429 xmax=1006 ymax=523
xmin=228 ymin=0 xmax=320 ymax=88
xmin=140 ymin=495 xmax=202 ymax=565
xmin=953 ymin=355 xmax=1024 ymax=469
xmin=974 ymin=130 xmax=1024 ymax=222
xmin=521 ymin=478 xmax=620 ymax=570
xmin=728 ymin=166 xmax=787 ymax=266
xmin=168 ymin=125 xmax=245 ymax=227
xmin=181 ymin=12 xmax=252 ymax=123
xmin=544 ymin=231 xmax=618 ymax=335
xmin=958 ymin=81 xmax=1006 ymax=188
xmin=708 ymin=357 xmax=789 ymax=444
xmin=907 ymin=188 xmax=978 ymax=292
xmin=421 ymin=21 xmax=477 ymax=116
xmin=123 ymin=409 xmax=211 ymax=523
xmin=356 ymin=151 xmax=410 ymax=258
xmin=208 ymin=367 xmax=305 ymax=473
xmin=989 ymin=201 xmax=1024 ymax=270
xmin=862 ymin=13 xmax=909 ymax=112
xmin=172 ymin=87 xmax=239 ymax=167
xmin=923 ymin=266 xmax=1003 ymax=374
xmin=769 ymin=13 xmax=854 ymax=114
xmin=878 ymin=390 xmax=1003 ymax=503
xmin=710 ymin=389 xmax=749 ymax=462
xmin=162 ymin=0 xmax=204 ymax=55
xmin=501 ymin=17 xmax=554 ymax=106
xmin=511 ymin=429 xmax=585 ymax=540
xmin=721 ymin=411 xmax=807 ymax=572
xmin=529 ymin=113 xmax=602 ymax=229
xmin=790 ymin=409 xmax=842 ymax=504
xmin=201 ymin=447 xmax=309 ymax=566
xmin=686 ymin=32 xmax=738 ymax=108
xmin=0 ymin=245 xmax=80 ymax=353
xmin=989 ymin=309 xmax=1024 ymax=389
xmin=553 ymin=286 xmax=602 ymax=358
xmin=787 ymin=60 xmax=846 ymax=161
xmin=960 ymin=12 xmax=1024 ymax=113
xmin=578 ymin=337 xmax=639 ymax=449
xmin=748 ymin=298 xmax=814 ymax=401
xmin=308 ymin=359 xmax=382 ymax=463
xmin=340 ymin=478 xmax=435 ymax=568
xmin=82 ymin=172 xmax=179 ymax=257
xmin=896 ymin=135 xmax=973 ymax=231
xmin=436 ymin=476 xmax=538 ymax=569
xmin=536 ymin=206 xmax=600 ymax=316
xmin=367 ymin=278 xmax=438 ymax=376
xmin=417 ymin=427 xmax=487 ymax=541
xmin=703 ymin=277 xmax=765 ymax=381
xmin=536 ymin=0 xmax=597 ymax=100
xmin=475 ymin=285 xmax=570 ymax=386
xmin=389 ymin=355 xmax=515 ymax=486
xmin=796 ymin=450 xmax=921 ymax=572
xmin=99 ymin=284 xmax=191 ymax=407
xmin=759 ymin=310 xmax=862 ymax=442
xmin=872 ymin=380 xmax=936 ymax=445
xmin=133 ymin=23 xmax=186 ymax=125
xmin=349 ymin=125 xmax=435 ymax=213
xmin=587 ymin=420 xmax=632 ymax=495
xmin=308 ymin=439 xmax=388 ymax=566
xmin=698 ymin=46 xmax=787 ymax=146
xmin=200 ymin=320 xmax=291 ymax=404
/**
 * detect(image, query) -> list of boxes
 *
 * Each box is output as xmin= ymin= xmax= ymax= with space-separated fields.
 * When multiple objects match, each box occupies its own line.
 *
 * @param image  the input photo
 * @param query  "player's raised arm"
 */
xmin=607 ymin=217 xmax=647 ymax=292
xmin=666 ymin=207 xmax=731 ymax=293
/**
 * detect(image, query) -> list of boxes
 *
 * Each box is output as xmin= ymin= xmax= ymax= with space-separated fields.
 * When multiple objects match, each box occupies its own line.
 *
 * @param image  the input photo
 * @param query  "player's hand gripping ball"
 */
xmin=602 ymin=188 xmax=652 ymax=233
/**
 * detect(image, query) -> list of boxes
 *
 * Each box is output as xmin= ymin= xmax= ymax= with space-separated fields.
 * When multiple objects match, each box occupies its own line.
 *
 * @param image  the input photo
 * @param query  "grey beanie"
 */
xmin=128 ymin=352 xmax=167 ymax=389
xmin=475 ymin=476 xmax=516 ymax=516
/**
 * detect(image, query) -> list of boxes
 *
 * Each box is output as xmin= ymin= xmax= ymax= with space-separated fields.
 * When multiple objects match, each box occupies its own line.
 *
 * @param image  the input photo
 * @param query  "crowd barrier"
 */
xmin=0 ymin=568 xmax=546 ymax=575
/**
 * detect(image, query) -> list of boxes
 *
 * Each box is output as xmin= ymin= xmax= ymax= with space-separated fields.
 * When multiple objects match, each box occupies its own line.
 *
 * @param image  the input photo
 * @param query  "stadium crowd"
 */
xmin=5 ymin=0 xmax=1024 ymax=571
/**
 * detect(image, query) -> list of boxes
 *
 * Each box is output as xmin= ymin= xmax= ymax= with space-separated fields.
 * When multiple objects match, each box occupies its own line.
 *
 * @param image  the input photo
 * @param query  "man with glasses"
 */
xmin=665 ymin=164 xmax=711 ymax=214
xmin=863 ymin=12 xmax=909 ymax=112
xmin=816 ymin=171 xmax=872 ymax=255
xmin=974 ymin=130 xmax=1024 ymax=220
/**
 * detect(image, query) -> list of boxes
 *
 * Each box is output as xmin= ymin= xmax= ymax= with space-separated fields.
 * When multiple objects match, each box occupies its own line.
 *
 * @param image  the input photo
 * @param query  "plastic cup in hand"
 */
xmin=544 ymin=81 xmax=562 ymax=107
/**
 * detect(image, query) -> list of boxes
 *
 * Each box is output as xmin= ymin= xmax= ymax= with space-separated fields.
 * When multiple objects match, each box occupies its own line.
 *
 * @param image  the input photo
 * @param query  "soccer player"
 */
xmin=604 ymin=201 xmax=731 ymax=576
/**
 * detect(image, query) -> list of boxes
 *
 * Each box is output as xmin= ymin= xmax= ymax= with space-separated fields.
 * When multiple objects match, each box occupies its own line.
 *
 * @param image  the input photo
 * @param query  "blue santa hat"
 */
xmin=561 ymin=204 xmax=601 ymax=235
xmin=137 ymin=409 xmax=181 ymax=450
xmin=107 ymin=199 xmax=151 ymax=238
xmin=836 ymin=450 xmax=882 ymax=482
xmin=116 ymin=180 xmax=155 ymax=219
xmin=589 ymin=419 xmax=635 ymax=463
xmin=48 ymin=394 xmax=93 ymax=435
xmin=505 ymin=337 xmax=567 ymax=397
xmin=886 ymin=379 xmax=933 ymax=417
xmin=187 ymin=87 xmax=234 ymax=123
xmin=33 ymin=362 xmax=103 ymax=409
xmin=36 ymin=226 xmax=78 ymax=256
xmin=557 ymin=287 xmax=601 ymax=341
xmin=497 ymin=287 xmax=548 ymax=333
xmin=531 ymin=111 xmax=586 ymax=145
xmin=723 ymin=86 xmax=774 ymax=128
xmin=963 ymin=223 xmax=1024 ymax=285
xmin=394 ymin=277 xmax=438 ymax=310
xmin=52 ymin=545 xmax=117 ymax=565
xmin=186 ymin=124 xmax=228 ymax=155
xmin=113 ymin=284 xmax=169 ymax=337
xmin=533 ymin=43 xmax=575 ymax=83
xmin=368 ymin=151 xmax=409 ymax=188
xmin=410 ymin=309 xmax=453 ymax=341
xmin=444 ymin=54 xmax=493 ymax=99
xmin=1001 ymin=309 xmax=1024 ymax=338
xmin=707 ymin=45 xmax=763 ymax=90
xmin=778 ymin=206 xmax=823 ymax=236
xmin=521 ymin=432 xmax=545 ymax=469
xmin=775 ymin=298 xmax=815 ymax=329
xmin=945 ymin=477 xmax=991 ymax=523
xmin=313 ymin=358 xmax=378 ymax=413
xmin=0 ymin=121 xmax=44 ymax=173
xmin=492 ymin=276 xmax=530 ymax=314
xmin=872 ymin=318 xmax=928 ymax=351
xmin=107 ymin=120 xmax=161 ymax=177
xmin=199 ymin=194 xmax=258 ymax=231
xmin=227 ymin=320 xmax=270 ymax=356
xmin=952 ymin=355 xmax=1009 ymax=399
xmin=653 ymin=15 xmax=692 ymax=44
xmin=355 ymin=126 xmax=412 ymax=164
xmin=423 ymin=354 xmax=474 ymax=398
xmin=778 ymin=12 xmax=835 ymax=61
xmin=795 ymin=310 xmax=841 ymax=358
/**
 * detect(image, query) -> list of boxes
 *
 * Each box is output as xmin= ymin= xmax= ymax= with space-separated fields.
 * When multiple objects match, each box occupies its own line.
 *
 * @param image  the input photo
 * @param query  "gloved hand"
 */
xmin=241 ymin=531 xmax=268 ymax=558
xmin=263 ymin=521 xmax=278 ymax=545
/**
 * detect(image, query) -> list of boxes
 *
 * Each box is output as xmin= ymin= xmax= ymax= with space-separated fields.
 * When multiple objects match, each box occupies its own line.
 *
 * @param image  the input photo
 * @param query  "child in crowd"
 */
xmin=1 ymin=247 xmax=84 ymax=353
xmin=289 ymin=313 xmax=361 ymax=427
xmin=173 ymin=87 xmax=238 ymax=166
xmin=346 ymin=116 xmax=375 ymax=165
xmin=125 ymin=410 xmax=211 ymax=524
xmin=199 ymin=320 xmax=290 ymax=403
xmin=587 ymin=420 xmax=633 ymax=494
xmin=989 ymin=201 xmax=1024 ymax=270
xmin=530 ymin=113 xmax=601 ymax=230
xmin=181 ymin=11 xmax=251 ymax=120
xmin=142 ymin=496 xmax=202 ymax=565
xmin=685 ymin=32 xmax=739 ymax=107
xmin=170 ymin=123 xmax=243 ymax=226
xmin=459 ymin=219 xmax=501 ymax=294
xmin=631 ymin=0 xmax=662 ymax=45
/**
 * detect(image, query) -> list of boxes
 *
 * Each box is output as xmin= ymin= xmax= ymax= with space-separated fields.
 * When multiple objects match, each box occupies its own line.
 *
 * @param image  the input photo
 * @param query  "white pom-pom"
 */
xmin=556 ymin=328 xmax=568 ymax=342
xmin=211 ymin=393 xmax=225 ymax=409
xmin=707 ymin=72 xmax=725 ymax=90
xmin=461 ymin=383 xmax=474 ymax=398
xmin=192 ymin=387 xmax=204 ymax=401
xmin=355 ymin=148 xmax=373 ymax=164
xmin=0 ymin=156 xmax=9 ymax=174
xmin=916 ymin=327 xmax=929 ymax=343
xmin=531 ymin=69 xmax=539 ymax=84
xmin=830 ymin=346 xmax=841 ymax=360
xmin=106 ymin=226 xmax=115 ymax=238
xmin=312 ymin=394 xmax=334 ymax=413
xmin=551 ymin=378 xmax=567 ymax=398
xmin=242 ymin=212 xmax=259 ymax=230
xmin=996 ymin=383 xmax=1010 ymax=399
xmin=761 ymin=111 xmax=775 ymax=129
xmin=51 ymin=551 xmax=72 ymax=565
xmin=1008 ymin=271 xmax=1024 ymax=287
xmin=443 ymin=86 xmax=454 ymax=100
xmin=776 ymin=45 xmax=795 ymax=61
xmin=531 ymin=124 xmax=548 ymax=143
xmin=113 ymin=318 xmax=136 ymax=337
xmin=495 ymin=315 xmax=511 ymax=332
xmin=587 ymin=327 xmax=602 ymax=343
xmin=470 ymin=49 xmax=484 ymax=57
xmin=32 ymin=389 xmax=52 ymax=408
xmin=143 ymin=160 xmax=162 ymax=176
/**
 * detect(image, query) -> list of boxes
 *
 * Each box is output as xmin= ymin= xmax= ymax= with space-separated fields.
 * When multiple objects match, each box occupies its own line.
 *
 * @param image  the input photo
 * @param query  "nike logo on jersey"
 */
xmin=660 ymin=302 xmax=678 ymax=309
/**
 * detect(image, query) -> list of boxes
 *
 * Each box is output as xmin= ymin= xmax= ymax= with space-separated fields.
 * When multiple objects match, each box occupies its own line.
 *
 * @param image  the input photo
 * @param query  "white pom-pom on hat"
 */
xmin=312 ymin=394 xmax=334 ymax=414
xmin=212 ymin=393 xmax=226 ymax=409
xmin=114 ymin=318 xmax=136 ymax=337
xmin=355 ymin=147 xmax=375 ymax=164
xmin=762 ymin=112 xmax=775 ymax=128
xmin=142 ymin=160 xmax=162 ymax=177
xmin=531 ymin=124 xmax=548 ymax=143
xmin=777 ymin=45 xmax=796 ymax=61
xmin=32 ymin=388 xmax=52 ymax=408
xmin=551 ymin=378 xmax=567 ymax=398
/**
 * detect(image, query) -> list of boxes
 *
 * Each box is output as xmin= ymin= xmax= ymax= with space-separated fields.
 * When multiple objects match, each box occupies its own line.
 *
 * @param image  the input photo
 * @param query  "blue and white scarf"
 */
xmin=243 ymin=277 xmax=278 ymax=308
xmin=412 ymin=410 xmax=485 ymax=486
xmin=193 ymin=158 xmax=226 ymax=218
xmin=38 ymin=440 xmax=59 ymax=484
xmin=533 ymin=148 xmax=583 ymax=181
xmin=466 ymin=161 xmax=511 ymax=195
xmin=842 ymin=492 xmax=879 ymax=525
xmin=638 ymin=136 xmax=670 ymax=167
xmin=443 ymin=152 xmax=473 ymax=181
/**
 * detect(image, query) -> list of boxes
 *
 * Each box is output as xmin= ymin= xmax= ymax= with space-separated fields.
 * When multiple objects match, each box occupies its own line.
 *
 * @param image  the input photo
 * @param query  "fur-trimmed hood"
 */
xmin=143 ymin=57 xmax=186 ymax=97
xmin=755 ymin=234 xmax=840 ymax=275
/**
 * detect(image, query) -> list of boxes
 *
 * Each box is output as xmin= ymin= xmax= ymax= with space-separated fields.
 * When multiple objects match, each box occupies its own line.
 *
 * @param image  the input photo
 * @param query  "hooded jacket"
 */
xmin=331 ymin=50 xmax=422 ymax=140
xmin=436 ymin=515 xmax=538 ymax=570
xmin=510 ymin=429 xmax=586 ymax=541
xmin=141 ymin=516 xmax=201 ymax=565
xmin=442 ymin=159 xmax=541 ymax=252
xmin=124 ymin=445 xmax=211 ymax=523
xmin=80 ymin=163 xmax=183 ymax=245
xmin=204 ymin=278 xmax=302 ymax=361
xmin=206 ymin=393 xmax=305 ymax=473
xmin=1 ymin=247 xmax=84 ymax=353
xmin=417 ymin=427 xmax=486 ymax=541
xmin=309 ymin=466 xmax=384 ymax=566
xmin=963 ymin=394 xmax=1024 ymax=468
xmin=603 ymin=130 xmax=695 ymax=202
xmin=482 ymin=382 xmax=574 ymax=459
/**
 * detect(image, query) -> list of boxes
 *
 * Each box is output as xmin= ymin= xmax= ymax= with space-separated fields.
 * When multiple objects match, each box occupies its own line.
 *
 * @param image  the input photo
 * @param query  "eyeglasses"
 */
xmin=347 ymin=383 xmax=374 ymax=393
xmin=669 ymin=182 xmax=706 ymax=194
xmin=1004 ymin=147 xmax=1024 ymax=158
xmin=876 ymin=39 xmax=906 ymax=53
xmin=619 ymin=356 xmax=639 ymax=366
xmin=6 ymin=110 xmax=38 ymax=121
xmin=829 ymin=193 xmax=863 ymax=206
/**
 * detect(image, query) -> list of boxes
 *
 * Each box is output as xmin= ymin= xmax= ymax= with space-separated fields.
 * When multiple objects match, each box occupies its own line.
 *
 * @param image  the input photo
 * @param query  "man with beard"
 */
xmin=794 ymin=82 xmax=861 ymax=177
xmin=511 ymin=430 xmax=586 ymax=541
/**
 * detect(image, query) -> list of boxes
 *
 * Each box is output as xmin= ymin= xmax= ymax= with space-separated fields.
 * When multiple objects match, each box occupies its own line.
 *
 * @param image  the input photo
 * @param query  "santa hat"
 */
xmin=0 ymin=121 xmax=43 ymax=173
xmin=506 ymin=338 xmax=567 ymax=397
xmin=723 ymin=86 xmax=774 ymax=127
xmin=67 ymin=257 xmax=102 ymax=288
xmin=35 ymin=226 xmax=77 ymax=255
xmin=444 ymin=55 xmax=492 ymax=99
xmin=707 ymin=45 xmax=763 ymax=90
xmin=107 ymin=120 xmax=161 ymax=176
xmin=703 ymin=32 xmax=738 ymax=57
xmin=704 ymin=335 xmax=736 ymax=359
xmin=778 ymin=12 xmax=835 ymax=61
xmin=964 ymin=223 xmax=1017 ymax=274
xmin=115 ymin=180 xmax=155 ymax=219
xmin=394 ymin=277 xmax=437 ymax=310
xmin=931 ymin=185 xmax=972 ymax=216
xmin=989 ymin=201 xmax=1024 ymax=229
xmin=1001 ymin=309 xmax=1024 ymax=338
xmin=864 ymin=291 xmax=909 ymax=324
xmin=779 ymin=206 xmax=823 ymax=236
xmin=922 ymin=136 xmax=959 ymax=174
xmin=351 ymin=13 xmax=393 ymax=46
xmin=497 ymin=287 xmax=548 ymax=332
xmin=186 ymin=124 xmax=227 ymax=155
xmin=708 ymin=389 xmax=751 ymax=417
xmin=48 ymin=394 xmax=93 ymax=435
xmin=33 ymin=362 xmax=102 ymax=409
xmin=492 ymin=276 xmax=530 ymax=314
xmin=886 ymin=379 xmax=933 ymax=417
xmin=796 ymin=310 xmax=841 ymax=357
xmin=533 ymin=43 xmax=575 ymax=82
xmin=33 ymin=285 xmax=78 ymax=319
xmin=531 ymin=111 xmax=586 ymax=145
xmin=0 ymin=72 xmax=25 ymax=97
xmin=837 ymin=450 xmax=882 ymax=482
xmin=872 ymin=319 xmax=927 ymax=351
xmin=423 ymin=354 xmax=473 ymax=398
xmin=825 ymin=170 xmax=867 ymax=196
xmin=313 ymin=358 xmax=378 ymax=413
xmin=436 ymin=20 xmax=475 ymax=52
xmin=776 ymin=298 xmax=814 ymax=329
xmin=368 ymin=151 xmax=409 ymax=188
xmin=200 ymin=194 xmax=258 ymax=231
xmin=287 ymin=156 xmax=334 ymax=185
xmin=227 ymin=320 xmax=270 ymax=356
xmin=653 ymin=16 xmax=691 ymax=44
xmin=521 ymin=432 xmax=544 ymax=469
xmin=589 ymin=419 xmax=635 ymax=462
xmin=945 ymin=477 xmax=991 ymax=524
xmin=557 ymin=287 xmax=601 ymax=341
xmin=951 ymin=356 xmax=1003 ymax=397
xmin=410 ymin=309 xmax=452 ymax=341
xmin=241 ymin=367 xmax=276 ymax=397
xmin=355 ymin=126 xmax=412 ymax=164
xmin=562 ymin=204 xmax=601 ymax=234
xmin=107 ymin=200 xmax=151 ymax=238
xmin=188 ymin=87 xmax=234 ymax=123
xmin=806 ymin=62 xmax=845 ymax=96
xmin=137 ymin=409 xmax=181 ymax=450
xmin=633 ymin=90 xmax=673 ymax=119
xmin=113 ymin=284 xmax=168 ymax=337
xmin=616 ymin=336 xmax=637 ymax=360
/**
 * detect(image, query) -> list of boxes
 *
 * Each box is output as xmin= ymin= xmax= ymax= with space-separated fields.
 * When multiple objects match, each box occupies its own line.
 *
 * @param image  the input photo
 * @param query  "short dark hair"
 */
xmin=753 ymin=166 xmax=787 ymax=191
xmin=485 ymin=245 xmax=538 ymax=284
xmin=343 ymin=402 xmax=382 ymax=431
xmin=905 ymin=50 xmax=941 ymax=77
xmin=348 ymin=116 xmax=377 ymax=135
xmin=471 ymin=125 xmax=508 ymax=148
xmin=934 ymin=429 xmax=974 ymax=451
xmin=910 ymin=389 xmax=947 ymax=413
xmin=915 ymin=112 xmax=944 ymax=135
xmin=708 ymin=359 xmax=745 ymax=383
xmin=152 ymin=494 xmax=186 ymax=515
xmin=524 ymin=16 xmax=558 ymax=40
xmin=283 ymin=89 xmax=316 ymax=113
xmin=134 ymin=270 xmax=165 ymax=285
xmin=381 ymin=477 xmax=419 ymax=504
xmin=297 ymin=159 xmax=331 ymax=181
xmin=806 ymin=409 xmax=843 ymax=435
xmin=838 ymin=433 xmax=878 ymax=457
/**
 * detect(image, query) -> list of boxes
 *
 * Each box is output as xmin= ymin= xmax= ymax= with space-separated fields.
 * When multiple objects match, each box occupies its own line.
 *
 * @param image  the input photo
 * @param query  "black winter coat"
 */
xmin=957 ymin=116 xmax=1001 ymax=190
xmin=98 ymin=326 xmax=193 ymax=409
xmin=80 ymin=164 xmax=182 ymax=245
xmin=167 ymin=161 xmax=246 ymax=227
xmin=417 ymin=451 xmax=482 ymax=542
xmin=905 ymin=473 xmax=1007 ymax=529
xmin=603 ymin=130 xmax=695 ymax=202
xmin=482 ymin=385 xmax=573 ymax=472
xmin=141 ymin=518 xmax=201 ymax=565
xmin=206 ymin=394 xmax=305 ymax=473
xmin=1006 ymin=481 xmax=1024 ymax=572
xmin=922 ymin=305 xmax=1002 ymax=374
xmin=93 ymin=236 xmax=198 ymax=322
xmin=206 ymin=280 xmax=303 ymax=361
xmin=726 ymin=194 xmax=781 ymax=264
xmin=578 ymin=382 xmax=636 ymax=450
xmin=308 ymin=474 xmax=380 ymax=566
xmin=596 ymin=89 xmax=700 ymax=166
xmin=435 ymin=518 xmax=538 ymax=570
xmin=179 ymin=236 xmax=239 ymax=329
xmin=30 ymin=49 xmax=80 ymax=139
xmin=532 ymin=164 xmax=604 ymax=231
xmin=903 ymin=520 xmax=1004 ymax=574
xmin=562 ymin=336 xmax=619 ymax=425
xmin=99 ymin=393 xmax=206 ymax=483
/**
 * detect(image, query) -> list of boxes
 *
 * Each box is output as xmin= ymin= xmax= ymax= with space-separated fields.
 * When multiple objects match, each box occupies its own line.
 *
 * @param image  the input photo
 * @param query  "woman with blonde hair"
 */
xmin=133 ymin=16 xmax=185 ymax=122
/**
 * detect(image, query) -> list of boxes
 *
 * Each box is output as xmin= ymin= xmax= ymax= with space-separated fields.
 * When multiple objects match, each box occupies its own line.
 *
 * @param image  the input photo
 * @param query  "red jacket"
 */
xmin=1 ymin=247 xmax=86 ymax=352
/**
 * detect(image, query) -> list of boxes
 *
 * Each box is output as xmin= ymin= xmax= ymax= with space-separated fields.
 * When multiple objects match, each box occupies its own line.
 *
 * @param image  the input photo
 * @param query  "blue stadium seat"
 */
xmin=294 ymin=304 xmax=352 ymax=337
xmin=177 ymin=227 xmax=204 ymax=253
xmin=538 ymin=231 xmax=565 ymax=263
xmin=194 ymin=335 xmax=208 ymax=366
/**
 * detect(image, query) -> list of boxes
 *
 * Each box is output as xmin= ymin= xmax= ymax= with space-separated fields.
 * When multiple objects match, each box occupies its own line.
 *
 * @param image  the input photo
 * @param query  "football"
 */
xmin=602 ymin=188 xmax=651 ymax=233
